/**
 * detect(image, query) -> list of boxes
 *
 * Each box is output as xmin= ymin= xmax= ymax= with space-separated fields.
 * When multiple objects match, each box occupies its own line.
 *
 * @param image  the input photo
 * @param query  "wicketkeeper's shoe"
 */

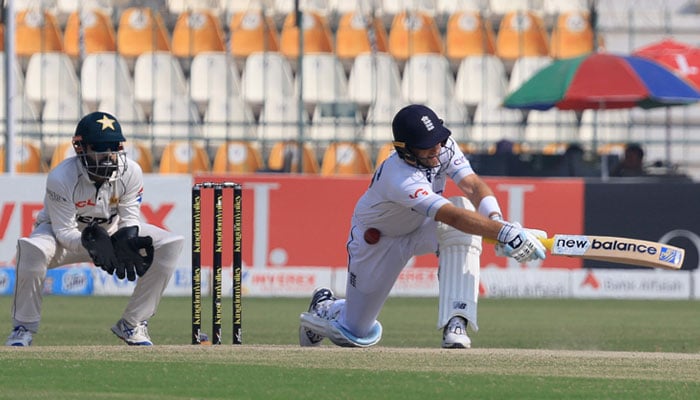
xmin=111 ymin=319 xmax=153 ymax=346
xmin=5 ymin=325 xmax=33 ymax=347
xmin=441 ymin=316 xmax=471 ymax=349
xmin=299 ymin=287 xmax=336 ymax=347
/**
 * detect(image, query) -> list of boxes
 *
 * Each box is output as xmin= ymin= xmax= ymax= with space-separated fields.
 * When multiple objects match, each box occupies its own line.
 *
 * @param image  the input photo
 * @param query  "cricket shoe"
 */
xmin=111 ymin=319 xmax=153 ymax=346
xmin=441 ymin=316 xmax=471 ymax=349
xmin=5 ymin=325 xmax=33 ymax=347
xmin=299 ymin=287 xmax=336 ymax=347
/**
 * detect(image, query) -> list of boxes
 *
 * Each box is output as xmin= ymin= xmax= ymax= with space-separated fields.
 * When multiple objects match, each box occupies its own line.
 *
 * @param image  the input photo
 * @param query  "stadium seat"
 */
xmin=167 ymin=0 xmax=221 ymax=15
xmin=549 ymin=11 xmax=595 ymax=59
xmin=347 ymin=52 xmax=403 ymax=109
xmin=15 ymin=9 xmax=64 ymax=64
xmin=488 ymin=0 xmax=537 ymax=17
xmin=388 ymin=11 xmax=443 ymax=65
xmin=158 ymin=141 xmax=211 ymax=174
xmin=445 ymin=11 xmax=496 ymax=70
xmin=320 ymin=142 xmax=373 ymax=176
xmin=374 ymin=141 xmax=396 ymax=169
xmin=41 ymin=97 xmax=89 ymax=151
xmin=240 ymin=51 xmax=295 ymax=115
xmin=258 ymin=97 xmax=309 ymax=143
xmin=203 ymin=96 xmax=257 ymax=142
xmin=524 ymin=109 xmax=579 ymax=144
xmin=279 ymin=10 xmax=334 ymax=60
xmin=436 ymin=0 xmax=487 ymax=16
xmin=80 ymin=52 xmax=134 ymax=111
xmin=0 ymin=95 xmax=40 ymax=138
xmin=364 ymin=97 xmax=406 ymax=143
xmin=171 ymin=10 xmax=225 ymax=61
xmin=401 ymin=54 xmax=454 ymax=105
xmin=229 ymin=10 xmax=280 ymax=67
xmin=0 ymin=52 xmax=26 ymax=99
xmin=212 ymin=141 xmax=264 ymax=173
xmin=123 ymin=141 xmax=155 ymax=173
xmin=117 ymin=8 xmax=171 ymax=66
xmin=471 ymin=103 xmax=524 ymax=143
xmin=543 ymin=0 xmax=589 ymax=17
xmin=49 ymin=141 xmax=76 ymax=170
xmin=63 ymin=9 xmax=117 ymax=59
xmin=335 ymin=11 xmax=389 ymax=71
xmin=189 ymin=52 xmax=241 ymax=114
xmin=56 ymin=0 xmax=113 ymax=20
xmin=454 ymin=55 xmax=508 ymax=110
xmin=296 ymin=53 xmax=349 ymax=114
xmin=267 ymin=140 xmax=319 ymax=173
xmin=496 ymin=10 xmax=549 ymax=64
xmin=132 ymin=52 xmax=188 ymax=117
xmin=25 ymin=52 xmax=80 ymax=111
xmin=310 ymin=102 xmax=364 ymax=142
xmin=150 ymin=97 xmax=203 ymax=146
xmin=0 ymin=141 xmax=46 ymax=173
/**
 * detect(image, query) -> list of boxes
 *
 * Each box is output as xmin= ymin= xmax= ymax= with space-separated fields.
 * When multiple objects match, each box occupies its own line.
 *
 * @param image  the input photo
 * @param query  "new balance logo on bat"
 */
xmin=551 ymin=235 xmax=684 ymax=266
xmin=553 ymin=236 xmax=658 ymax=255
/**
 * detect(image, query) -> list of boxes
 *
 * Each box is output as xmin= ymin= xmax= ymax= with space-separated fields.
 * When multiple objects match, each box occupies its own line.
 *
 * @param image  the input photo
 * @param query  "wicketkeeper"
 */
xmin=5 ymin=111 xmax=184 ymax=346
xmin=299 ymin=104 xmax=547 ymax=348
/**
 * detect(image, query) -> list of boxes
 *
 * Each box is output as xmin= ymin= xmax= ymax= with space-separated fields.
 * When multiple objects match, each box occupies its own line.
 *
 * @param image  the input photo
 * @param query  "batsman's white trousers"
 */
xmin=11 ymin=222 xmax=184 ymax=332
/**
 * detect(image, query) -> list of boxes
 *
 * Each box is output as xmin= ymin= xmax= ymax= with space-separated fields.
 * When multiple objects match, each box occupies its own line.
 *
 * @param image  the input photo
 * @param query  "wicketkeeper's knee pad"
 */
xmin=436 ymin=196 xmax=482 ymax=332
xmin=16 ymin=238 xmax=51 ymax=276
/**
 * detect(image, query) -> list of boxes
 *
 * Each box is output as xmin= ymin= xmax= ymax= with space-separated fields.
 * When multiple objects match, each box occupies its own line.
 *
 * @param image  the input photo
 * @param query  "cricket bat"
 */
xmin=539 ymin=235 xmax=685 ymax=270
xmin=487 ymin=234 xmax=685 ymax=269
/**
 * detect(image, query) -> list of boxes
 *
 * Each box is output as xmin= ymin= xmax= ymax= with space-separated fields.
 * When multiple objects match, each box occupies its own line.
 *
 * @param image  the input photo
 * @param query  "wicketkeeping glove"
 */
xmin=495 ymin=222 xmax=547 ymax=263
xmin=111 ymin=226 xmax=154 ymax=281
xmin=81 ymin=221 xmax=120 ymax=274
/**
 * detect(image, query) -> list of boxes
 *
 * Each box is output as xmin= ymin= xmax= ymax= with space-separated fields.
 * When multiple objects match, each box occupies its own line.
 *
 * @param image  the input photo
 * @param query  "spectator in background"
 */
xmin=611 ymin=143 xmax=647 ymax=177
xmin=558 ymin=143 xmax=589 ymax=177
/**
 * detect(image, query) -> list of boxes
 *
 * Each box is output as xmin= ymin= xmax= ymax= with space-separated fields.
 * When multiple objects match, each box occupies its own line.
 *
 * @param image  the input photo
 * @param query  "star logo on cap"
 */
xmin=96 ymin=115 xmax=116 ymax=131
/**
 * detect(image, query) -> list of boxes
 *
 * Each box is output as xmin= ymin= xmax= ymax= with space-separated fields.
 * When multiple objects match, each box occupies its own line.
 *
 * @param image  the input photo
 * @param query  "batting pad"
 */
xmin=436 ymin=196 xmax=482 ymax=332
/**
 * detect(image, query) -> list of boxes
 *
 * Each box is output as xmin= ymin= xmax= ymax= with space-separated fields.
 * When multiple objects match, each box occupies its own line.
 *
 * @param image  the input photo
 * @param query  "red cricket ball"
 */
xmin=364 ymin=228 xmax=381 ymax=245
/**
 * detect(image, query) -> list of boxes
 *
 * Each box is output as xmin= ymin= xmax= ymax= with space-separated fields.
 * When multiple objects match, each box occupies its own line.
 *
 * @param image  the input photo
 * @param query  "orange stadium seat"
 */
xmin=229 ymin=10 xmax=280 ymax=64
xmin=50 ymin=141 xmax=76 ymax=169
xmin=320 ymin=142 xmax=372 ymax=176
xmin=158 ymin=141 xmax=211 ymax=174
xmin=171 ymin=10 xmax=225 ymax=59
xmin=0 ymin=141 xmax=46 ymax=173
xmin=279 ymin=10 xmax=334 ymax=59
xmin=267 ymin=141 xmax=319 ymax=173
xmin=0 ymin=23 xmax=5 ymax=51
xmin=212 ymin=141 xmax=264 ymax=173
xmin=388 ymin=11 xmax=443 ymax=65
xmin=15 ymin=9 xmax=64 ymax=60
xmin=123 ymin=141 xmax=155 ymax=173
xmin=63 ymin=9 xmax=117 ymax=58
xmin=445 ymin=11 xmax=496 ymax=68
xmin=374 ymin=142 xmax=395 ymax=170
xmin=335 ymin=11 xmax=388 ymax=69
xmin=549 ymin=11 xmax=595 ymax=59
xmin=117 ymin=8 xmax=171 ymax=61
xmin=496 ymin=10 xmax=549 ymax=61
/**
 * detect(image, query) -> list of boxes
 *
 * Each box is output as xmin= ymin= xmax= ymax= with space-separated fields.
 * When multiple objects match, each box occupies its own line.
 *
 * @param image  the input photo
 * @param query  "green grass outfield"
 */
xmin=0 ymin=296 xmax=699 ymax=399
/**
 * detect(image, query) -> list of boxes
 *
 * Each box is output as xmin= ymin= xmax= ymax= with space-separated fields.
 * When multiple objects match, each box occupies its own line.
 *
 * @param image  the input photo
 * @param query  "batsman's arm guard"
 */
xmin=436 ymin=196 xmax=482 ymax=332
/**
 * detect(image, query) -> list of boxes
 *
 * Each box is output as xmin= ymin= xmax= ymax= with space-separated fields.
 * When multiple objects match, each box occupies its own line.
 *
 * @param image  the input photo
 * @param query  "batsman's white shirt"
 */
xmin=340 ymin=138 xmax=475 ymax=337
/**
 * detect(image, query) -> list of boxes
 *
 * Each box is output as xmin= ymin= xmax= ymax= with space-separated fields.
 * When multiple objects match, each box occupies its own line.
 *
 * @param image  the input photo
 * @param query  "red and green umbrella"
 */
xmin=503 ymin=52 xmax=700 ymax=111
